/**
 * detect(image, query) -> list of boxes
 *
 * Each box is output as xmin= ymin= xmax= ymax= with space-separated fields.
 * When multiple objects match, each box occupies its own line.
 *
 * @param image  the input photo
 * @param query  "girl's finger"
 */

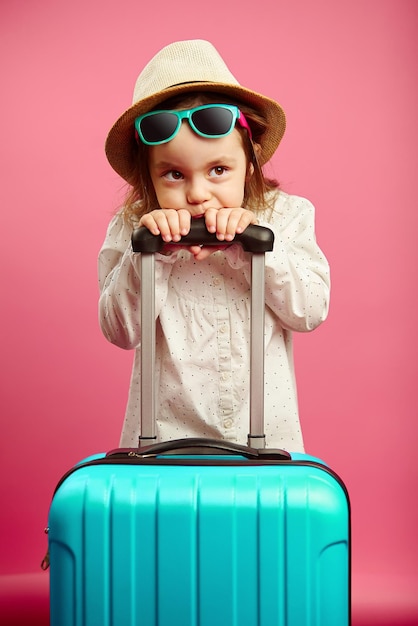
xmin=177 ymin=209 xmax=192 ymax=237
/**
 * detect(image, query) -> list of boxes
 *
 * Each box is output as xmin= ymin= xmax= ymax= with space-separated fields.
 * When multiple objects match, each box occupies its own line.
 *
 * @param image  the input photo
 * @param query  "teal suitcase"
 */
xmin=44 ymin=222 xmax=350 ymax=625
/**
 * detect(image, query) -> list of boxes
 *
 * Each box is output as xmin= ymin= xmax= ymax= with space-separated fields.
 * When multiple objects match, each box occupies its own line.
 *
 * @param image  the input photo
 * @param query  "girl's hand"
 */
xmin=188 ymin=208 xmax=257 ymax=261
xmin=139 ymin=208 xmax=191 ymax=242
xmin=204 ymin=207 xmax=258 ymax=241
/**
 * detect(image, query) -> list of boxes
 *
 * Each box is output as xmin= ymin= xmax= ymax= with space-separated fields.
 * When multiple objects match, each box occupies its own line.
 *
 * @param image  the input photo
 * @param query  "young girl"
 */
xmin=99 ymin=39 xmax=330 ymax=452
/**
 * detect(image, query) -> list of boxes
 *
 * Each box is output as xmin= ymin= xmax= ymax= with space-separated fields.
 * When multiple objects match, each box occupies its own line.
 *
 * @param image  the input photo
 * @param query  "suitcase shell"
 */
xmin=48 ymin=450 xmax=350 ymax=626
xmin=45 ymin=222 xmax=350 ymax=625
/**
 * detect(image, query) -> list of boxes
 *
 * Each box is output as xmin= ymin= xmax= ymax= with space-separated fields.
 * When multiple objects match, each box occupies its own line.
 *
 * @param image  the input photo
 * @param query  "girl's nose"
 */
xmin=186 ymin=177 xmax=211 ymax=205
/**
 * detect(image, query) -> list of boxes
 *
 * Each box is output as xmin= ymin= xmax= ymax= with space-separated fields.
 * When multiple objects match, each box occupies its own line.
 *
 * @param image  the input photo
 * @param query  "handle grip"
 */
xmin=132 ymin=218 xmax=274 ymax=253
xmin=113 ymin=438 xmax=290 ymax=461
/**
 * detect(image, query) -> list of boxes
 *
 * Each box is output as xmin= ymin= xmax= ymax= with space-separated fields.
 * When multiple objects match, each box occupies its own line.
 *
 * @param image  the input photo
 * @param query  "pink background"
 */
xmin=1 ymin=0 xmax=417 ymax=620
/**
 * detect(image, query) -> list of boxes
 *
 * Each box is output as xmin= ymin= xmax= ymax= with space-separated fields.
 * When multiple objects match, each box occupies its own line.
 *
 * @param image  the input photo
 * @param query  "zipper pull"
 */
xmin=40 ymin=527 xmax=50 ymax=570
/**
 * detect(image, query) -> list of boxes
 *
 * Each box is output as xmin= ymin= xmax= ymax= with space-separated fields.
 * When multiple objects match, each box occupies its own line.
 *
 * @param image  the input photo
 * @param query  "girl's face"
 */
xmin=148 ymin=123 xmax=251 ymax=216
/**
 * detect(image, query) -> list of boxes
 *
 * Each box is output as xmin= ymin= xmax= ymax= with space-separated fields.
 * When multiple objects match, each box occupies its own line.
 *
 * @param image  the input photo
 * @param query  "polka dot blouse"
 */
xmin=98 ymin=192 xmax=330 ymax=452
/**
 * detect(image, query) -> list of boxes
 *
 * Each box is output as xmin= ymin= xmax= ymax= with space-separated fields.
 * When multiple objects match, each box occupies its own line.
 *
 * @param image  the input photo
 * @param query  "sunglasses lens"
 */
xmin=191 ymin=106 xmax=235 ymax=136
xmin=140 ymin=112 xmax=179 ymax=143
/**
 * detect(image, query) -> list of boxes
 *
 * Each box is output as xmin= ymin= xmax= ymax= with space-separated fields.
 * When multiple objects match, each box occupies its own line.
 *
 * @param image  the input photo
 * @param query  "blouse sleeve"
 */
xmin=98 ymin=213 xmax=177 ymax=350
xmin=225 ymin=193 xmax=330 ymax=332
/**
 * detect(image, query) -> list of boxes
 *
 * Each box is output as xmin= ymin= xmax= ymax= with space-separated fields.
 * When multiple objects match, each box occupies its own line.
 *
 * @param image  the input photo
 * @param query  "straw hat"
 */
xmin=105 ymin=40 xmax=286 ymax=182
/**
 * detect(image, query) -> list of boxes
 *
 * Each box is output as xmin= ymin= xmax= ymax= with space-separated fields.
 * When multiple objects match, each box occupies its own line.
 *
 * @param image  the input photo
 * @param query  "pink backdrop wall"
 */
xmin=1 ymin=0 xmax=417 ymax=614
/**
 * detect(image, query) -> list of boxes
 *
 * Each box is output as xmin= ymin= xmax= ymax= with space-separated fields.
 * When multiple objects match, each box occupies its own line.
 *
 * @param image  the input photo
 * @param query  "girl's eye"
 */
xmin=209 ymin=166 xmax=227 ymax=177
xmin=164 ymin=170 xmax=183 ymax=181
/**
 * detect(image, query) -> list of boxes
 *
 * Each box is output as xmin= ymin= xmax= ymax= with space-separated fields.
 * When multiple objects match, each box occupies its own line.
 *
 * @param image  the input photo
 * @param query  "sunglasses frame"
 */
xmin=135 ymin=104 xmax=252 ymax=145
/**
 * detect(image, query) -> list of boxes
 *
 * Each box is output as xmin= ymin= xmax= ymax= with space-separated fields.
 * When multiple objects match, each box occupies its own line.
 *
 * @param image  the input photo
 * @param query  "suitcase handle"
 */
xmin=132 ymin=218 xmax=274 ymax=253
xmin=133 ymin=217 xmax=275 ymax=449
xmin=126 ymin=437 xmax=291 ymax=460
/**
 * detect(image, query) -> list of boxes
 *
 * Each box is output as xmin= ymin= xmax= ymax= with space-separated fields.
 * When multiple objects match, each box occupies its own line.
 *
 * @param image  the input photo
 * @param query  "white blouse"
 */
xmin=98 ymin=191 xmax=330 ymax=452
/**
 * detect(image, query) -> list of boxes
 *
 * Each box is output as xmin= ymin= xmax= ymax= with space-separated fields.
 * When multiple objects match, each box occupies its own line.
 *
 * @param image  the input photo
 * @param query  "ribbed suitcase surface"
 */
xmin=48 ymin=454 xmax=349 ymax=626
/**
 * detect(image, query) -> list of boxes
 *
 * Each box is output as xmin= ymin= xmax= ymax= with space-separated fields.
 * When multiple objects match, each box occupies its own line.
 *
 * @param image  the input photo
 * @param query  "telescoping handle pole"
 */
xmin=131 ymin=219 xmax=274 ymax=449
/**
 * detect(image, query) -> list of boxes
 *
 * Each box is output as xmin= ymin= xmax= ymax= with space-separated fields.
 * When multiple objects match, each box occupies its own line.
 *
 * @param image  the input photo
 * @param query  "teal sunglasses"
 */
xmin=135 ymin=104 xmax=253 ymax=146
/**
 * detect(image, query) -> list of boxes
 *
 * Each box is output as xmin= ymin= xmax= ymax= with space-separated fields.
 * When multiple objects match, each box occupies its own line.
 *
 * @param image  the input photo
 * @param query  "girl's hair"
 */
xmin=121 ymin=93 xmax=280 ymax=224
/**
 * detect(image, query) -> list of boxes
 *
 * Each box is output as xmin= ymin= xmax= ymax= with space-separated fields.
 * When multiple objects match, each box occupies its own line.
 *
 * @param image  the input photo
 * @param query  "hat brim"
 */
xmin=105 ymin=82 xmax=286 ymax=183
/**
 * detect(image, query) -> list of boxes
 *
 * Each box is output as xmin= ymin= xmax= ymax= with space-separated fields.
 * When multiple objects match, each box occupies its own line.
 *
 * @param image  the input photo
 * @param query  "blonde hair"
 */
xmin=120 ymin=93 xmax=280 ymax=224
